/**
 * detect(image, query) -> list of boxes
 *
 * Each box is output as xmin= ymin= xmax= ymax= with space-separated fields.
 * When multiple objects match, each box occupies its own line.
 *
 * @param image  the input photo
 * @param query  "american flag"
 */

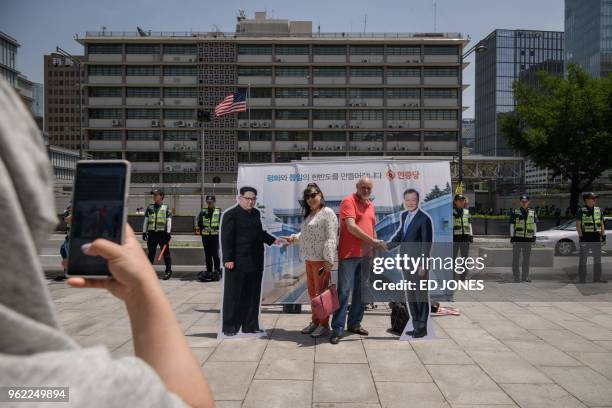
xmin=214 ymin=90 xmax=247 ymax=117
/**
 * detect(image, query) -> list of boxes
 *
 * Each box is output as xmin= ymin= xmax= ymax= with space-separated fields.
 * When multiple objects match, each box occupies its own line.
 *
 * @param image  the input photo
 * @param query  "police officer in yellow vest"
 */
xmin=196 ymin=195 xmax=222 ymax=282
xmin=453 ymin=194 xmax=473 ymax=280
xmin=510 ymin=195 xmax=537 ymax=282
xmin=576 ymin=192 xmax=606 ymax=283
xmin=142 ymin=189 xmax=173 ymax=280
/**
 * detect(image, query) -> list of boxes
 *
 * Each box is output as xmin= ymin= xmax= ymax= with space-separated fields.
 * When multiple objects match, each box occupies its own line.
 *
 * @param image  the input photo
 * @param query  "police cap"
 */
xmin=582 ymin=192 xmax=598 ymax=199
xmin=519 ymin=195 xmax=530 ymax=201
xmin=454 ymin=194 xmax=466 ymax=201
xmin=206 ymin=195 xmax=216 ymax=202
xmin=151 ymin=189 xmax=165 ymax=197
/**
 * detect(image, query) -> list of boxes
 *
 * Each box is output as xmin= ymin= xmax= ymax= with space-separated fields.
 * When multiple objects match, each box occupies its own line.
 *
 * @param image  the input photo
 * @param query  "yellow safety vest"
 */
xmin=513 ymin=208 xmax=536 ymax=238
xmin=453 ymin=208 xmax=471 ymax=236
xmin=581 ymin=206 xmax=602 ymax=234
xmin=147 ymin=204 xmax=169 ymax=232
xmin=201 ymin=208 xmax=221 ymax=235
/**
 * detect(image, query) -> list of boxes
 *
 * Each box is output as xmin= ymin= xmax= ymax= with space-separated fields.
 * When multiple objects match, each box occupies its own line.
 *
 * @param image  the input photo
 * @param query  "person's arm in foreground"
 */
xmin=67 ymin=225 xmax=214 ymax=408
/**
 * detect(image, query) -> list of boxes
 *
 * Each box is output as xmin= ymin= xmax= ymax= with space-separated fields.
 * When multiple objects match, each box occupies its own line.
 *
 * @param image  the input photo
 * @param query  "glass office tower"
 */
xmin=474 ymin=29 xmax=564 ymax=156
xmin=565 ymin=0 xmax=612 ymax=78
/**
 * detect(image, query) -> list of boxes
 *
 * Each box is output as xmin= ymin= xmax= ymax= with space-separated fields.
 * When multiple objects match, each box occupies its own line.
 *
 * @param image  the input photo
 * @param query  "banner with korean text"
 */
xmin=236 ymin=159 xmax=453 ymax=306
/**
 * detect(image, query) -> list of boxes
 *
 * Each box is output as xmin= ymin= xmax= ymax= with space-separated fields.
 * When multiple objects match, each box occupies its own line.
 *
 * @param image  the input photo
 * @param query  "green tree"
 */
xmin=500 ymin=64 xmax=612 ymax=213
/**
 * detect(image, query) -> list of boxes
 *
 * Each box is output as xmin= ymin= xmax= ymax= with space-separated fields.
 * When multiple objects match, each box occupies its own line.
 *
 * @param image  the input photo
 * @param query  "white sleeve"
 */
xmin=166 ymin=217 xmax=172 ymax=234
xmin=142 ymin=217 xmax=148 ymax=233
xmin=510 ymin=224 xmax=514 ymax=237
xmin=322 ymin=208 xmax=339 ymax=264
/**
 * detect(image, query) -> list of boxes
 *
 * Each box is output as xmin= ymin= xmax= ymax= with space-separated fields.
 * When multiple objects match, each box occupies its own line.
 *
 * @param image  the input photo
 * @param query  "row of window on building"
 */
xmin=87 ymin=44 xmax=460 ymax=56
xmin=86 ymin=87 xmax=458 ymax=99
xmin=87 ymin=65 xmax=459 ymax=77
xmin=88 ymin=108 xmax=458 ymax=120
xmin=88 ymin=129 xmax=457 ymax=143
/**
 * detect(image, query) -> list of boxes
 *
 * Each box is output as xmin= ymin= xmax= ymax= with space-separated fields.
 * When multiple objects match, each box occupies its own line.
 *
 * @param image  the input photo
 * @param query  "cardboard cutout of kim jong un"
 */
xmin=218 ymin=186 xmax=287 ymax=339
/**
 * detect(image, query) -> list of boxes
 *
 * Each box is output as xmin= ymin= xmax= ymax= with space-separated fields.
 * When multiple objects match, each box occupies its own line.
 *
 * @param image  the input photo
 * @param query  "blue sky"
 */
xmin=1 ymin=0 xmax=565 ymax=117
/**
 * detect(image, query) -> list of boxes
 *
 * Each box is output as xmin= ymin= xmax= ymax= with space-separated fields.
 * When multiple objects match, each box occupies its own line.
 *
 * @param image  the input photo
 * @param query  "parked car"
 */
xmin=536 ymin=217 xmax=612 ymax=256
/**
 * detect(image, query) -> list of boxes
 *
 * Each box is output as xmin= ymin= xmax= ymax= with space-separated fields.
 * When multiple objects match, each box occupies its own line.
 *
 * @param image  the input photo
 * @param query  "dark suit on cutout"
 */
xmin=220 ymin=205 xmax=276 ymax=334
xmin=388 ymin=209 xmax=433 ymax=332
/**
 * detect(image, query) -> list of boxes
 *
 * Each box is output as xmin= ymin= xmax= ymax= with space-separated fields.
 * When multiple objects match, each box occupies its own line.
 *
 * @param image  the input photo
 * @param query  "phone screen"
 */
xmin=67 ymin=161 xmax=129 ymax=277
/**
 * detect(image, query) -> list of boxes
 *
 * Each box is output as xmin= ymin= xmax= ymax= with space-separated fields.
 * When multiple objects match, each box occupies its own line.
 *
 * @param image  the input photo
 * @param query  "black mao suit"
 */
xmin=220 ymin=205 xmax=277 ymax=334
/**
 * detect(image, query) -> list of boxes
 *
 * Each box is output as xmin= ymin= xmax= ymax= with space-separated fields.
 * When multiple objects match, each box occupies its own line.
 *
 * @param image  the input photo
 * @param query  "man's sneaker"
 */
xmin=311 ymin=325 xmax=329 ymax=338
xmin=301 ymin=322 xmax=317 ymax=334
xmin=329 ymin=329 xmax=341 ymax=344
xmin=162 ymin=270 xmax=173 ymax=280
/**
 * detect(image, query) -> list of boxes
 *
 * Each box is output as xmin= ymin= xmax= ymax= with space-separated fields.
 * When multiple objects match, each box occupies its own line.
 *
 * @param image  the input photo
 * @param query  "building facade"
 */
xmin=0 ymin=32 xmax=19 ymax=88
xmin=565 ymin=0 xmax=612 ymax=78
xmin=461 ymin=118 xmax=475 ymax=153
xmin=77 ymin=12 xmax=467 ymax=187
xmin=474 ymin=29 xmax=564 ymax=157
xmin=44 ymin=54 xmax=84 ymax=149
xmin=16 ymin=73 xmax=34 ymax=111
xmin=47 ymin=144 xmax=80 ymax=184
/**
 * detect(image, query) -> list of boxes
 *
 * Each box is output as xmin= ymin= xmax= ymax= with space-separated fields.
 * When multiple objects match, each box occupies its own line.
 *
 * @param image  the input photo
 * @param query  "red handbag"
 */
xmin=311 ymin=284 xmax=340 ymax=321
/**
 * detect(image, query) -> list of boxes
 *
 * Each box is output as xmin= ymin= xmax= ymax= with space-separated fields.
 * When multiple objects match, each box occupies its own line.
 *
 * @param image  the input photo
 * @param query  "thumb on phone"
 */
xmin=82 ymin=238 xmax=123 ymax=260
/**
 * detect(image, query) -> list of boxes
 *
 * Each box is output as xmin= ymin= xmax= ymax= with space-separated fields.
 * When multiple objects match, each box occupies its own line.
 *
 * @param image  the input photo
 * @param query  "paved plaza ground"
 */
xmin=46 ymin=275 xmax=612 ymax=408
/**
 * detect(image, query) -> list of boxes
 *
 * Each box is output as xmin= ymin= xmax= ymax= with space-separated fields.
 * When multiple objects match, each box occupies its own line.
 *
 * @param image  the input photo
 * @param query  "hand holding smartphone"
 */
xmin=67 ymin=160 xmax=130 ymax=278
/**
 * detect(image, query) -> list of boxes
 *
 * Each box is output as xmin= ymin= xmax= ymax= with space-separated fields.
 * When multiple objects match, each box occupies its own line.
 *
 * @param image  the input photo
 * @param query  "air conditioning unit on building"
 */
xmin=262 ymin=122 xmax=269 ymax=128
xmin=252 ymin=122 xmax=259 ymax=128
xmin=398 ymin=125 xmax=403 ymax=129
xmin=276 ymin=58 xmax=283 ymax=62
xmin=151 ymin=119 xmax=160 ymax=127
xmin=239 ymin=122 xmax=247 ymax=128
xmin=111 ymin=119 xmax=122 ymax=126
xmin=165 ymin=166 xmax=172 ymax=171
xmin=186 ymin=121 xmax=195 ymax=128
xmin=361 ymin=59 xmax=368 ymax=63
xmin=388 ymin=125 xmax=394 ymax=129
xmin=175 ymin=120 xmax=185 ymax=127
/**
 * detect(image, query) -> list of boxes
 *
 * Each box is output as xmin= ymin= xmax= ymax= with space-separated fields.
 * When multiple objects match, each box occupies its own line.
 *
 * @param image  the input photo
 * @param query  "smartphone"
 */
xmin=67 ymin=160 xmax=130 ymax=278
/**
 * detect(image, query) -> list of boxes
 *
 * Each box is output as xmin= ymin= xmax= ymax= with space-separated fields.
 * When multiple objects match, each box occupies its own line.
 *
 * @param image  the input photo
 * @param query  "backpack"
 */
xmin=389 ymin=302 xmax=409 ymax=334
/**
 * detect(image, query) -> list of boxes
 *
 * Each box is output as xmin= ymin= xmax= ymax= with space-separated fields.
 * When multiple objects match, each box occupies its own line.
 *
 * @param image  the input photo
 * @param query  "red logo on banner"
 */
xmin=386 ymin=169 xmax=396 ymax=180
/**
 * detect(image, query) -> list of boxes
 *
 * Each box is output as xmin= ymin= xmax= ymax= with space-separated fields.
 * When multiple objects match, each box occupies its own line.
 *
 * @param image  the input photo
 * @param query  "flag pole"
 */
xmin=247 ymin=83 xmax=251 ymax=162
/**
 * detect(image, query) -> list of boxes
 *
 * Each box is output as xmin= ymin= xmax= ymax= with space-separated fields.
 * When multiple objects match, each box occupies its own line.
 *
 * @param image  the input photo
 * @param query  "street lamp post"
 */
xmin=459 ymin=42 xmax=487 ymax=190
xmin=55 ymin=47 xmax=84 ymax=159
